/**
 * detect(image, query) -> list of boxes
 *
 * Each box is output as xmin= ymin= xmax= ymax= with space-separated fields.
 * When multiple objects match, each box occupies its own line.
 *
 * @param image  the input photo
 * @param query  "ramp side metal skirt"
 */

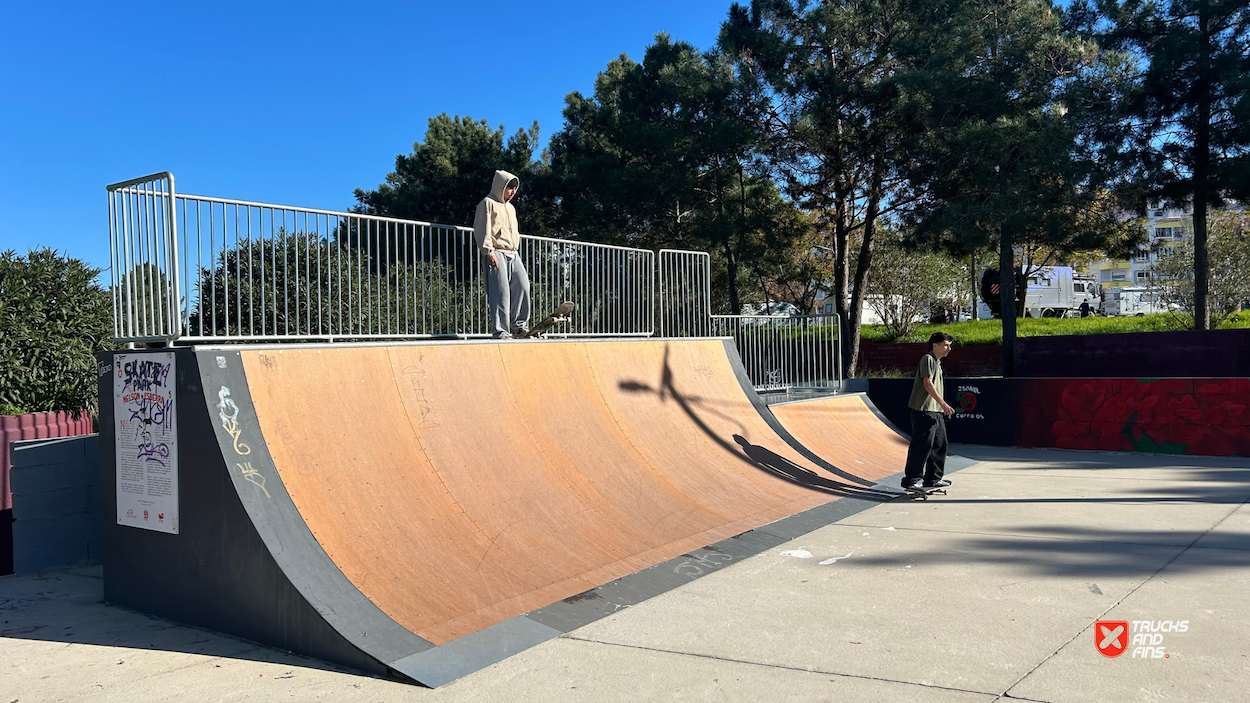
xmin=199 ymin=352 xmax=436 ymax=675
xmin=720 ymin=340 xmax=876 ymax=487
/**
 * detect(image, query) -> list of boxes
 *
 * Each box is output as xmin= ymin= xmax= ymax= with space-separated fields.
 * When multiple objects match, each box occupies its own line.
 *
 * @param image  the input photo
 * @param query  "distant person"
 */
xmin=474 ymin=170 xmax=530 ymax=338
xmin=1079 ymin=300 xmax=1091 ymax=318
xmin=902 ymin=332 xmax=955 ymax=491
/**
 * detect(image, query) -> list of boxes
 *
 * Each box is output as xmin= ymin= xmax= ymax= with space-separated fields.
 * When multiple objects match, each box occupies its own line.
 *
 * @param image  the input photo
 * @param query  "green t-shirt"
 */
xmin=907 ymin=352 xmax=944 ymax=412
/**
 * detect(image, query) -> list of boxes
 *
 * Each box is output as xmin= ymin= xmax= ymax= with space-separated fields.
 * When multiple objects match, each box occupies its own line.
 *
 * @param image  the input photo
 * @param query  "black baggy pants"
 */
xmin=904 ymin=409 xmax=947 ymax=486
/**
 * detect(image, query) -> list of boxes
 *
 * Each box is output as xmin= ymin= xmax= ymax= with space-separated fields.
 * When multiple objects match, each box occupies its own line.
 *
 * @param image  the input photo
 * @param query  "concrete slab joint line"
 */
xmin=11 ymin=444 xmax=1250 ymax=698
xmin=101 ymin=338 xmax=977 ymax=687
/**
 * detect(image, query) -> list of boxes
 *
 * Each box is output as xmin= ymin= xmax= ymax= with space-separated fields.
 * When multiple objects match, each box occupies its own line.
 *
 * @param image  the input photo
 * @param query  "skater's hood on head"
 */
xmin=489 ymin=170 xmax=520 ymax=202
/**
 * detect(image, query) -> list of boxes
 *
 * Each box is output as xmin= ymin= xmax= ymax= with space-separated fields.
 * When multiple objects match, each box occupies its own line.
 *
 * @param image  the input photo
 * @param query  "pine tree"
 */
xmin=1093 ymin=0 xmax=1250 ymax=330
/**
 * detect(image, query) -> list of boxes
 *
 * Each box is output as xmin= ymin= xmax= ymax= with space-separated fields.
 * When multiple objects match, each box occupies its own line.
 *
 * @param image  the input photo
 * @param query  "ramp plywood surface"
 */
xmin=769 ymin=395 xmax=909 ymax=481
xmin=241 ymin=340 xmax=869 ymax=645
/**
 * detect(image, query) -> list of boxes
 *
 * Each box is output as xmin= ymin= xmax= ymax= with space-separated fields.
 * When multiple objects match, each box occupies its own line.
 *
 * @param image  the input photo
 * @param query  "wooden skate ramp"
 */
xmin=239 ymin=339 xmax=875 ymax=648
xmin=768 ymin=394 xmax=910 ymax=481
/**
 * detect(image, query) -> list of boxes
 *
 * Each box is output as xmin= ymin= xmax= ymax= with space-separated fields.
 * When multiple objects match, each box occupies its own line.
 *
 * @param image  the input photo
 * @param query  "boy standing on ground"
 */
xmin=474 ymin=170 xmax=530 ymax=339
xmin=903 ymin=332 xmax=956 ymax=491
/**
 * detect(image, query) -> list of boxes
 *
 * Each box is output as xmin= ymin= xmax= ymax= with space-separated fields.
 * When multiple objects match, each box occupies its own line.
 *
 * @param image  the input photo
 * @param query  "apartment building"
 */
xmin=1092 ymin=204 xmax=1190 ymax=288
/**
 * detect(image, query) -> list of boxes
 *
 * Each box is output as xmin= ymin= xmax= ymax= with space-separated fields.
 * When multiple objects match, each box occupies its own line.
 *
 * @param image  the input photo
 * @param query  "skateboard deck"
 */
xmin=904 ymin=486 xmax=948 ymax=501
xmin=525 ymin=301 xmax=575 ymax=338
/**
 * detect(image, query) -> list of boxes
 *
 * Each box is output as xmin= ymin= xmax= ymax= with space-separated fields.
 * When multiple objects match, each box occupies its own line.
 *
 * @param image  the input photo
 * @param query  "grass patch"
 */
xmin=861 ymin=312 xmax=1250 ymax=346
xmin=857 ymin=366 xmax=914 ymax=378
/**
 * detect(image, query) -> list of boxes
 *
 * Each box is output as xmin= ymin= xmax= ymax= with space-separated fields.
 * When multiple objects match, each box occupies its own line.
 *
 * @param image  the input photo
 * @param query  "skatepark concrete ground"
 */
xmin=4 ymin=445 xmax=1248 ymax=702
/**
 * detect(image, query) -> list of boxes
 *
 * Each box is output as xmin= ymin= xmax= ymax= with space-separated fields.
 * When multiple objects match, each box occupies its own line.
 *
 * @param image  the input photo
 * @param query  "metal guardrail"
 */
xmin=107 ymin=172 xmax=182 ymax=342
xmin=711 ymin=314 xmax=842 ymax=392
xmin=107 ymin=175 xmax=657 ymax=342
xmin=104 ymin=172 xmax=837 ymax=392
xmin=657 ymin=249 xmax=712 ymax=338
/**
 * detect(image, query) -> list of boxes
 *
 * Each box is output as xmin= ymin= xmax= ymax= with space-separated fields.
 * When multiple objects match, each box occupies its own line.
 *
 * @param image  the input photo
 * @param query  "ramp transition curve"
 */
xmin=767 ymin=393 xmax=911 ymax=482
xmin=100 ymin=339 xmax=898 ymax=686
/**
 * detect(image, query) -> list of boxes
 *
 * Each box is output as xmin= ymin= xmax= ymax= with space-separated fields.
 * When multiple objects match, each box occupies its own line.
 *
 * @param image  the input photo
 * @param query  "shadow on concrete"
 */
xmin=841 ymin=445 xmax=1250 ymax=577
xmin=844 ymin=523 xmax=1249 ymax=579
xmin=0 ymin=567 xmax=366 ymax=678
xmin=944 ymin=444 xmax=1250 ymax=505
xmin=888 ymin=485 xmax=1250 ymax=506
xmin=953 ymin=444 xmax=1250 ymax=474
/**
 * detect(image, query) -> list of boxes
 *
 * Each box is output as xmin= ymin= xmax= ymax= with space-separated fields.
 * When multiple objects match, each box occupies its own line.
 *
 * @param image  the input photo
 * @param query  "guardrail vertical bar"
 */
xmin=110 ymin=174 xmax=662 ymax=342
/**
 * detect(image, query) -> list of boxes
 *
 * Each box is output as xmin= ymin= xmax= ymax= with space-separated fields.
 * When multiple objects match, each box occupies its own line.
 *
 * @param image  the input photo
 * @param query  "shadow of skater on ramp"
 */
xmin=732 ymin=435 xmax=896 ymax=502
xmin=618 ymin=343 xmax=875 ymax=487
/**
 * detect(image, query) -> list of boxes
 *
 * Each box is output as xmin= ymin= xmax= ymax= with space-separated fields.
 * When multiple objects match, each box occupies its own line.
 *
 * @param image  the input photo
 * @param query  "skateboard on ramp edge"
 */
xmin=525 ymin=301 xmax=575 ymax=338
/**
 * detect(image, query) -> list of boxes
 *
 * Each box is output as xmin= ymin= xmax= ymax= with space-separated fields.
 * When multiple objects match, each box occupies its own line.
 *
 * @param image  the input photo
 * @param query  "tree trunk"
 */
xmin=724 ymin=240 xmax=741 ymax=316
xmin=1193 ymin=191 xmax=1209 ymax=330
xmin=970 ymin=252 xmax=979 ymax=320
xmin=999 ymin=227 xmax=1017 ymax=377
xmin=830 ymin=166 xmax=854 ymax=375
xmin=1192 ymin=1 xmax=1212 ymax=330
xmin=846 ymin=154 xmax=886 ymax=379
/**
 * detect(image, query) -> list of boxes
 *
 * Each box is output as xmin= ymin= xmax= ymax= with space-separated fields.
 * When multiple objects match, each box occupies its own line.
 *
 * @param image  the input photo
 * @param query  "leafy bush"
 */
xmin=0 ymin=249 xmax=115 ymax=415
xmin=861 ymin=235 xmax=966 ymax=342
xmin=186 ymin=230 xmax=480 ymax=338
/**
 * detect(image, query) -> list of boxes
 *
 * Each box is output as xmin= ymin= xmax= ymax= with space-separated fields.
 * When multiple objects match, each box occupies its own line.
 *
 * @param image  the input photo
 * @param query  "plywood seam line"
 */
xmin=490 ymin=342 xmax=615 ymax=588
xmin=571 ymin=341 xmax=720 ymax=527
xmin=578 ymin=342 xmax=693 ymax=513
xmin=382 ymin=346 xmax=497 ymax=559
xmin=494 ymin=342 xmax=613 ymax=519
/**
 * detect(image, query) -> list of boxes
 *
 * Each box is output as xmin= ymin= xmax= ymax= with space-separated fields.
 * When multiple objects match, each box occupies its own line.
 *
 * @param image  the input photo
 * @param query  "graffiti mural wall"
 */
xmin=1017 ymin=378 xmax=1250 ymax=457
xmin=868 ymin=377 xmax=1250 ymax=458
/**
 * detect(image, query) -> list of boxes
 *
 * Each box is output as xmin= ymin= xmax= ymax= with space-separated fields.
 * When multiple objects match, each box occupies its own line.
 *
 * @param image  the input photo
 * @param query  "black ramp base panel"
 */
xmin=97 ymin=341 xmax=980 ymax=687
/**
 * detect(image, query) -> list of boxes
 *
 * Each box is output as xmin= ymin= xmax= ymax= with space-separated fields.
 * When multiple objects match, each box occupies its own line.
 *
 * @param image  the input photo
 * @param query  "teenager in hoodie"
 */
xmin=473 ymin=170 xmax=530 ymax=338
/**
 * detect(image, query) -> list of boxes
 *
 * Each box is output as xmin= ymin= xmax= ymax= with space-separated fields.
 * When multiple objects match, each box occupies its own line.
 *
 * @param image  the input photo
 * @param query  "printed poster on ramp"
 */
xmin=114 ymin=352 xmax=179 ymax=534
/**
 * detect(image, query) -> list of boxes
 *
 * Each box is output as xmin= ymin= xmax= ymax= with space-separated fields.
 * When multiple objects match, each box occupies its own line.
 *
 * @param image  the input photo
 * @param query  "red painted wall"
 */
xmin=1016 ymin=378 xmax=1250 ymax=457
xmin=2 ymin=411 xmax=94 ymax=575
xmin=2 ymin=411 xmax=95 ymax=511
xmin=870 ymin=376 xmax=1250 ymax=458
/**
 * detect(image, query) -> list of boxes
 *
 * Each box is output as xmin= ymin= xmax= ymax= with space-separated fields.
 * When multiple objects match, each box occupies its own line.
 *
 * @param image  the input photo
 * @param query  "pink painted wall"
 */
xmin=2 ymin=411 xmax=94 ymax=511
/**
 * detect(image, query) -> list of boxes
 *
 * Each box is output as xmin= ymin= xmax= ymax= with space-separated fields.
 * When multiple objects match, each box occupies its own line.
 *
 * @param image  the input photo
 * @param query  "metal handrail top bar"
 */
xmin=521 ymin=233 xmax=651 ymax=253
xmin=176 ymin=331 xmax=659 ymax=343
xmin=710 ymin=314 xmax=835 ymax=319
xmin=106 ymin=172 xmax=174 ymax=191
xmin=170 ymin=191 xmax=653 ymax=254
xmin=176 ymin=192 xmax=470 ymax=228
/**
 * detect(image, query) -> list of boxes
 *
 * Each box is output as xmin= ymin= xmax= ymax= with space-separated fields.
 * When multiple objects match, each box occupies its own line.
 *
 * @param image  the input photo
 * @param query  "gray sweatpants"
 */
xmin=484 ymin=250 xmax=530 ymax=338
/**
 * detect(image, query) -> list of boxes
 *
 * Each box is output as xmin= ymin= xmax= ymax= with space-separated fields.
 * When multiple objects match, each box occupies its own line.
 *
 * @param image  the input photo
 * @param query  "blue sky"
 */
xmin=0 ymin=1 xmax=734 ymax=273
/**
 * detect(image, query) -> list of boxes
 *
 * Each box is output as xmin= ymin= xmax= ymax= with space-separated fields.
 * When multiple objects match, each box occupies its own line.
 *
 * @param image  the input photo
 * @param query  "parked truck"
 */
xmin=980 ymin=266 xmax=1101 ymax=318
xmin=1021 ymin=267 xmax=1102 ymax=318
xmin=1102 ymin=286 xmax=1172 ymax=316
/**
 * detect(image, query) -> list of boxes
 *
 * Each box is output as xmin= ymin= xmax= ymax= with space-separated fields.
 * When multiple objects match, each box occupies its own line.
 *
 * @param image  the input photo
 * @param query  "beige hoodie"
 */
xmin=473 ymin=170 xmax=520 ymax=253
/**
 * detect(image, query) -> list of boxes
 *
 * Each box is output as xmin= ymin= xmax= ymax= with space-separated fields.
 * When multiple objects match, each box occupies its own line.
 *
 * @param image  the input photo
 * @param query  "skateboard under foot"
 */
xmin=904 ymin=486 xmax=948 ymax=501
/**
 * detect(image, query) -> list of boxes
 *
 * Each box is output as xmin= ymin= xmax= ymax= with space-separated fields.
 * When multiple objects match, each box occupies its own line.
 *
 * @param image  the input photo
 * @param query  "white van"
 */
xmin=1102 ymin=287 xmax=1172 ymax=316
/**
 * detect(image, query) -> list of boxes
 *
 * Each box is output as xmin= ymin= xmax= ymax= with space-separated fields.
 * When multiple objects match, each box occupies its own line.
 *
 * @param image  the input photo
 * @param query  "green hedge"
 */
xmin=0 ymin=249 xmax=115 ymax=415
